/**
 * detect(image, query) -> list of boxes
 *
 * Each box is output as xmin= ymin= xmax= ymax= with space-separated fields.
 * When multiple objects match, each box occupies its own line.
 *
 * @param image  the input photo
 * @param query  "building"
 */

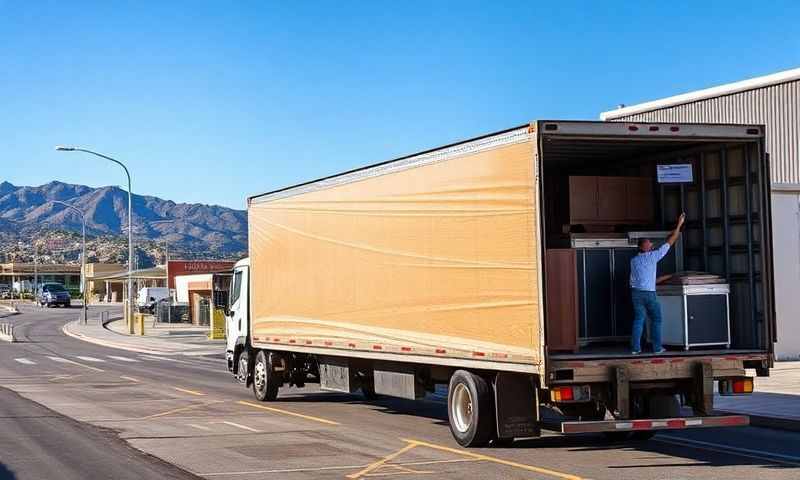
xmin=82 ymin=263 xmax=125 ymax=302
xmin=174 ymin=272 xmax=232 ymax=326
xmin=0 ymin=262 xmax=82 ymax=294
xmin=600 ymin=67 xmax=800 ymax=360
xmin=167 ymin=260 xmax=236 ymax=290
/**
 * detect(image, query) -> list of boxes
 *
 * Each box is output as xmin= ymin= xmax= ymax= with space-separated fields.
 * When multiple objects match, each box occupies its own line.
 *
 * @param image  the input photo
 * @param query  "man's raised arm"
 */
xmin=666 ymin=213 xmax=686 ymax=246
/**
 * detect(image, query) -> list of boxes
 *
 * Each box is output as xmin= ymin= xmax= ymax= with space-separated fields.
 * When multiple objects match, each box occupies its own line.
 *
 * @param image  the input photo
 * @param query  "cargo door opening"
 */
xmin=539 ymin=131 xmax=770 ymax=359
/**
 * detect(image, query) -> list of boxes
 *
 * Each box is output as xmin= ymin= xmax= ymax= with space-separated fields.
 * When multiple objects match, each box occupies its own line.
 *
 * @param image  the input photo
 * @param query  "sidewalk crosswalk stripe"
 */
xmin=48 ymin=356 xmax=72 ymax=363
xmin=14 ymin=358 xmax=35 ymax=365
xmin=75 ymin=356 xmax=105 ymax=363
xmin=107 ymin=355 xmax=139 ymax=362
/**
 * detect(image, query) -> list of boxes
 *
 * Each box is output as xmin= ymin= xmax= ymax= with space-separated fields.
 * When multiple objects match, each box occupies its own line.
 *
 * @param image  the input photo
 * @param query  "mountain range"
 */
xmin=0 ymin=180 xmax=247 ymax=258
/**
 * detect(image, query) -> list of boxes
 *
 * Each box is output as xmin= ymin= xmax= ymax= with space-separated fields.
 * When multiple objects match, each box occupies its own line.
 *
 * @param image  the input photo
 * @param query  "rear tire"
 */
xmin=447 ymin=370 xmax=494 ymax=447
xmin=252 ymin=350 xmax=280 ymax=401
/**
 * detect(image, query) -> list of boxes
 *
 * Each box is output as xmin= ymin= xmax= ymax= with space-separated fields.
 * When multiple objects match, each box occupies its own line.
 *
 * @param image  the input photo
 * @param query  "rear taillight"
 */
xmin=719 ymin=377 xmax=754 ymax=395
xmin=551 ymin=385 xmax=591 ymax=403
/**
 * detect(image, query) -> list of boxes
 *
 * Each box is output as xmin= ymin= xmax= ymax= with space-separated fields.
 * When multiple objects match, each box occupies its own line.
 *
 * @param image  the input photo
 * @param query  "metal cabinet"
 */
xmin=656 ymin=284 xmax=731 ymax=350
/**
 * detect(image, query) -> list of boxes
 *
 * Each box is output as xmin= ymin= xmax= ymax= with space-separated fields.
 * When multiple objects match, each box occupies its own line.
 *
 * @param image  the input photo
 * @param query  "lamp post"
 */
xmin=52 ymin=201 xmax=88 ymax=324
xmin=55 ymin=146 xmax=133 ymax=329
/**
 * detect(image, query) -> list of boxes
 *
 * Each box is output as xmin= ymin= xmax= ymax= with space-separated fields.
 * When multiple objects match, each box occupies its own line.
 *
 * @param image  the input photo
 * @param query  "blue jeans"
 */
xmin=631 ymin=289 xmax=663 ymax=352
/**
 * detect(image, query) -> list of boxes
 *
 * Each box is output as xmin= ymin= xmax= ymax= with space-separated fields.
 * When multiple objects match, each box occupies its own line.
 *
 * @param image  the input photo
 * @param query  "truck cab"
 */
xmin=225 ymin=258 xmax=250 ymax=382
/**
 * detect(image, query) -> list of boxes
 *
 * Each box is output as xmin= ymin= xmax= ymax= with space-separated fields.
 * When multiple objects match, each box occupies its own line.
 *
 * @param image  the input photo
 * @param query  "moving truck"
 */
xmin=223 ymin=120 xmax=774 ymax=447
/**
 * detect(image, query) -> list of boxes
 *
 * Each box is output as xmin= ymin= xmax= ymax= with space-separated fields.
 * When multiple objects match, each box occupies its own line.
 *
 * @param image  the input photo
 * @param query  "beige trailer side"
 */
xmin=247 ymin=126 xmax=545 ymax=375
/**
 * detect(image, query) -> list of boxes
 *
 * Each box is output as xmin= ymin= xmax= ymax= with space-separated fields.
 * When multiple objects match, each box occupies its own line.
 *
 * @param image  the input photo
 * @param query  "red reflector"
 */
xmin=632 ymin=420 xmax=652 ymax=430
xmin=670 ymin=126 xmax=680 ymax=132
xmin=372 ymin=345 xmax=382 ymax=350
xmin=472 ymin=351 xmax=485 ymax=357
xmin=667 ymin=419 xmax=685 ymax=428
xmin=628 ymin=125 xmax=639 ymax=131
xmin=401 ymin=346 xmax=412 ymax=352
xmin=348 ymin=343 xmax=356 ymax=348
xmin=435 ymin=349 xmax=446 ymax=354
xmin=305 ymin=340 xmax=313 ymax=345
xmin=649 ymin=126 xmax=659 ymax=131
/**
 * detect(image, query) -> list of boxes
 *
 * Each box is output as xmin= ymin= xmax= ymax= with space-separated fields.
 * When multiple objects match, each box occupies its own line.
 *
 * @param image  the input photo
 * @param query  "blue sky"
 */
xmin=2 ymin=1 xmax=798 ymax=209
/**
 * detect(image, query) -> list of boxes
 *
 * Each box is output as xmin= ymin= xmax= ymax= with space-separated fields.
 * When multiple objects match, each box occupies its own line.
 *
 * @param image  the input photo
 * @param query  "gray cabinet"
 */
xmin=656 ymin=284 xmax=731 ymax=350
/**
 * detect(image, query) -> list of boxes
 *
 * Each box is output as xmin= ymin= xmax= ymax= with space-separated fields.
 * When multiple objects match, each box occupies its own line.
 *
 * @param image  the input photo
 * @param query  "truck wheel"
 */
xmin=253 ymin=350 xmax=279 ymax=401
xmin=236 ymin=350 xmax=250 ymax=385
xmin=447 ymin=370 xmax=494 ymax=447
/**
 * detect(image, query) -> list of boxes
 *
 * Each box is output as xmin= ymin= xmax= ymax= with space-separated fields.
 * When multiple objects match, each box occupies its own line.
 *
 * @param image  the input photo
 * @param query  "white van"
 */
xmin=136 ymin=287 xmax=170 ymax=308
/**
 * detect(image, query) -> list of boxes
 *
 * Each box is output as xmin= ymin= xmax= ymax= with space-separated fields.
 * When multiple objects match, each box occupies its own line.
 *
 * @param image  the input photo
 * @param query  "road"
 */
xmin=0 ymin=304 xmax=798 ymax=479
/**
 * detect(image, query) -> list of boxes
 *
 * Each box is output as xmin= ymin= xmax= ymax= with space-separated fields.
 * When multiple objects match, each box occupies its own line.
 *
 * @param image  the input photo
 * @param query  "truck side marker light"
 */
xmin=628 ymin=125 xmax=639 ymax=131
xmin=670 ymin=126 xmax=680 ymax=132
xmin=288 ymin=339 xmax=296 ymax=344
xmin=401 ymin=346 xmax=412 ymax=352
xmin=649 ymin=126 xmax=659 ymax=131
xmin=372 ymin=345 xmax=383 ymax=350
xmin=348 ymin=343 xmax=357 ymax=348
xmin=305 ymin=340 xmax=313 ymax=345
xmin=472 ymin=352 xmax=485 ymax=357
xmin=324 ymin=341 xmax=333 ymax=346
xmin=435 ymin=349 xmax=446 ymax=354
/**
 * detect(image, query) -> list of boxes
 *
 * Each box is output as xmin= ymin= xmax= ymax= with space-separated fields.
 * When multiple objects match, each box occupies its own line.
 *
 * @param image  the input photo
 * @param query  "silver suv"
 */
xmin=37 ymin=283 xmax=71 ymax=308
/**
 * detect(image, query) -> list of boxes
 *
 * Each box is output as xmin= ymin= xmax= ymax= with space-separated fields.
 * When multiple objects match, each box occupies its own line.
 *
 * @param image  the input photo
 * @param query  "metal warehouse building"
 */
xmin=601 ymin=67 xmax=800 ymax=360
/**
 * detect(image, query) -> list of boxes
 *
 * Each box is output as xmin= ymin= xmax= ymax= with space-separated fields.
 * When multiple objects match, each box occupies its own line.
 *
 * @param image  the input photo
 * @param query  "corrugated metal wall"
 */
xmin=608 ymin=80 xmax=800 ymax=186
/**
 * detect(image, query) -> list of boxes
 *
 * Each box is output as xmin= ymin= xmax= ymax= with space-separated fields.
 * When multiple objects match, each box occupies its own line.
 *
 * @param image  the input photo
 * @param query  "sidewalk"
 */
xmin=715 ymin=361 xmax=800 ymax=431
xmin=63 ymin=316 xmax=225 ymax=357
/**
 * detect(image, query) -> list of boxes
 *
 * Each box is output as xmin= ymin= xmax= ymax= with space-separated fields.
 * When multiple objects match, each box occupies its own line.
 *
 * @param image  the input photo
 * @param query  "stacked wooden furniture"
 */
xmin=568 ymin=176 xmax=653 ymax=225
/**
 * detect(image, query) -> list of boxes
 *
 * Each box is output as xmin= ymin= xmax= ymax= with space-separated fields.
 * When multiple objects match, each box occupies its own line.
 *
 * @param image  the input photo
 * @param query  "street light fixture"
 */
xmin=52 ymin=200 xmax=88 ymax=324
xmin=55 ymin=146 xmax=134 ymax=329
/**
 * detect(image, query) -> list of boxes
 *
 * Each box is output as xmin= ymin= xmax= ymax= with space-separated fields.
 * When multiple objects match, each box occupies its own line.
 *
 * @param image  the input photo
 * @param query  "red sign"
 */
xmin=167 ymin=260 xmax=236 ymax=289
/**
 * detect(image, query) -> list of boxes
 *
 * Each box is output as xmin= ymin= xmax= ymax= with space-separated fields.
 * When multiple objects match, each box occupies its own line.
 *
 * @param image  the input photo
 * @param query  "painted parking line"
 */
xmin=47 ymin=356 xmax=104 ymax=372
xmin=172 ymin=386 xmax=206 ymax=396
xmin=120 ymin=376 xmax=139 ymax=383
xmin=187 ymin=423 xmax=212 ymax=431
xmin=75 ymin=356 xmax=105 ymax=363
xmin=107 ymin=355 xmax=139 ymax=362
xmin=14 ymin=358 xmax=36 ymax=365
xmin=220 ymin=421 xmax=261 ymax=433
xmin=401 ymin=438 xmax=584 ymax=480
xmin=656 ymin=435 xmax=800 ymax=466
xmin=198 ymin=458 xmax=480 ymax=477
xmin=346 ymin=442 xmax=418 ymax=479
xmin=141 ymin=400 xmax=224 ymax=420
xmin=237 ymin=400 xmax=340 ymax=426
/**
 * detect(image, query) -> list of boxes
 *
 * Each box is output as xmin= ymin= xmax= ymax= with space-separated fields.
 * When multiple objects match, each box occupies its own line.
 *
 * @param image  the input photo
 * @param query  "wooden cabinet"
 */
xmin=568 ymin=176 xmax=653 ymax=225
xmin=597 ymin=177 xmax=628 ymax=222
xmin=545 ymin=249 xmax=578 ymax=352
xmin=625 ymin=177 xmax=654 ymax=223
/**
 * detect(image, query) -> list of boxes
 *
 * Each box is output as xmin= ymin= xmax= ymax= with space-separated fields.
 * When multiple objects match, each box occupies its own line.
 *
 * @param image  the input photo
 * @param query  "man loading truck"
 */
xmin=630 ymin=212 xmax=685 ymax=354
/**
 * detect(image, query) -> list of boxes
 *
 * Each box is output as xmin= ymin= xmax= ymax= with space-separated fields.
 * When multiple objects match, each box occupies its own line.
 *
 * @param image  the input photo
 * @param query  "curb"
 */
xmin=62 ymin=320 xmax=220 ymax=357
xmin=716 ymin=410 xmax=800 ymax=433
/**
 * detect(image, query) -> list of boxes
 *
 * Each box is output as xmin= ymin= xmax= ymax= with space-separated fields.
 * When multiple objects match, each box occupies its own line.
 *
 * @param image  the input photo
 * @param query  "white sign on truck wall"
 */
xmin=657 ymin=164 xmax=694 ymax=183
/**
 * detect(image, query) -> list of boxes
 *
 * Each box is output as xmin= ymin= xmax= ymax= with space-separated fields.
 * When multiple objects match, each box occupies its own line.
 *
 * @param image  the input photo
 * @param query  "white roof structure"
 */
xmin=601 ymin=67 xmax=800 ymax=120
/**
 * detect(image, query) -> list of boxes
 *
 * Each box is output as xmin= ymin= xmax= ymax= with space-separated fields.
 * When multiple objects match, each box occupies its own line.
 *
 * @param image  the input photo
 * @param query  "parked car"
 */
xmin=136 ymin=287 xmax=170 ymax=312
xmin=37 ymin=283 xmax=71 ymax=308
xmin=0 ymin=284 xmax=10 ymax=299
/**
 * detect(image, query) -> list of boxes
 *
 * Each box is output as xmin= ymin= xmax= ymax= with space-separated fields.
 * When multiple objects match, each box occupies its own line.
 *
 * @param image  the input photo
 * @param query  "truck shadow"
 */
xmin=278 ymin=391 xmax=796 ymax=470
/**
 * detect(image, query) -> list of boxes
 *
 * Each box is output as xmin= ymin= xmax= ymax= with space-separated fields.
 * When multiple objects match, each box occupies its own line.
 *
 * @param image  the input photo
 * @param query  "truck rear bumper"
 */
xmin=559 ymin=415 xmax=748 ymax=434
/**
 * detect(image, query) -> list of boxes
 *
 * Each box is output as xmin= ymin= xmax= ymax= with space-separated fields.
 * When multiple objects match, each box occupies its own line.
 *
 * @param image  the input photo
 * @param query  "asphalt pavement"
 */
xmin=0 ymin=303 xmax=799 ymax=479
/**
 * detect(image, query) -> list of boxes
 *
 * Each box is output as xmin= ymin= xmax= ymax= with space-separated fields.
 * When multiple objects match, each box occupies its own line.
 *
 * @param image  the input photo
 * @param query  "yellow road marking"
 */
xmin=200 ymin=458 xmax=478 ymax=476
xmin=141 ymin=400 xmax=224 ymax=420
xmin=347 ymin=443 xmax=418 ymax=479
xmin=401 ymin=438 xmax=584 ymax=480
xmin=237 ymin=400 xmax=340 ymax=426
xmin=120 ymin=376 xmax=139 ymax=382
xmin=172 ymin=386 xmax=206 ymax=396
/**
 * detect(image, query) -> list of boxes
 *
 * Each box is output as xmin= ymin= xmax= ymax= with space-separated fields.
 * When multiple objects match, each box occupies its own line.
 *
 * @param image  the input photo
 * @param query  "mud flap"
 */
xmin=493 ymin=372 xmax=540 ymax=439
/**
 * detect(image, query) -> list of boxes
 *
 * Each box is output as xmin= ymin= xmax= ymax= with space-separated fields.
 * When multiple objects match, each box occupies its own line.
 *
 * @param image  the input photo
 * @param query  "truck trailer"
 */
xmin=224 ymin=120 xmax=774 ymax=447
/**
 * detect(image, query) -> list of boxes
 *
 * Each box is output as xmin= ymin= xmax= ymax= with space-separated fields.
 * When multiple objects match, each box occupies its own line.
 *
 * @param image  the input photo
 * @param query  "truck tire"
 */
xmin=252 ymin=350 xmax=279 ymax=401
xmin=447 ymin=370 xmax=494 ymax=447
xmin=236 ymin=350 xmax=250 ymax=385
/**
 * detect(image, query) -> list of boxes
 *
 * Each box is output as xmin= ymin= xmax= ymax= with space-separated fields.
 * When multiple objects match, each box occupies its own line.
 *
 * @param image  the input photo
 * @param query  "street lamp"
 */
xmin=55 ymin=146 xmax=134 ymax=329
xmin=52 ymin=200 xmax=88 ymax=325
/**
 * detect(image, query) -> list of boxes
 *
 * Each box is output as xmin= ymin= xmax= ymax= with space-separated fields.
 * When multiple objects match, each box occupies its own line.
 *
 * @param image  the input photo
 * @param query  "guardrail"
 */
xmin=0 ymin=323 xmax=14 ymax=342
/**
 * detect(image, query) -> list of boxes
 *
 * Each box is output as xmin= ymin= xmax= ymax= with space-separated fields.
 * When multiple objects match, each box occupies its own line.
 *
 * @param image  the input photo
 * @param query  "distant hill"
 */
xmin=0 ymin=181 xmax=247 ymax=259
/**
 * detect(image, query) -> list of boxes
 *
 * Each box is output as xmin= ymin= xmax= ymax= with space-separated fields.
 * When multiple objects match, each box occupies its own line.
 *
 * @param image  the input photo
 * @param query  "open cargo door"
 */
xmin=248 ymin=126 xmax=546 ymax=375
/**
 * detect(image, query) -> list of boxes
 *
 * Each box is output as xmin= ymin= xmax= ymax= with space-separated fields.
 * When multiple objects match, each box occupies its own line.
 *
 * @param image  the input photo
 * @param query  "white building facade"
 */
xmin=601 ymin=68 xmax=800 ymax=360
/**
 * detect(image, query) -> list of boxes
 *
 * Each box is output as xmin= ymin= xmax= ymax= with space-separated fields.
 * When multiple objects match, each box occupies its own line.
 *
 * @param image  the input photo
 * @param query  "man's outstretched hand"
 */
xmin=677 ymin=212 xmax=686 ymax=228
